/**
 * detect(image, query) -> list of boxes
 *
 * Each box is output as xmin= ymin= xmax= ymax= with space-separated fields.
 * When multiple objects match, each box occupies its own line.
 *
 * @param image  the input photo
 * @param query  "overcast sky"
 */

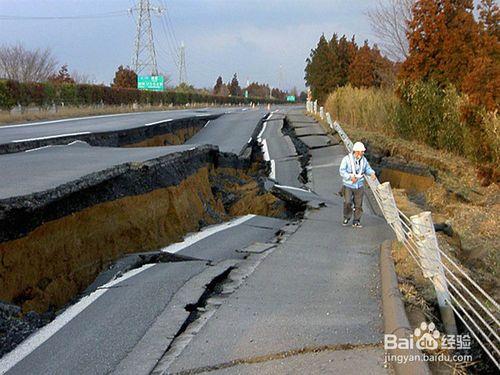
xmin=0 ymin=0 xmax=377 ymax=90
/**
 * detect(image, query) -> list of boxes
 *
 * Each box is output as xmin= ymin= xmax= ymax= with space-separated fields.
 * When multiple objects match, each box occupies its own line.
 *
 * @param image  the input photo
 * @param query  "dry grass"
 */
xmin=325 ymin=85 xmax=399 ymax=135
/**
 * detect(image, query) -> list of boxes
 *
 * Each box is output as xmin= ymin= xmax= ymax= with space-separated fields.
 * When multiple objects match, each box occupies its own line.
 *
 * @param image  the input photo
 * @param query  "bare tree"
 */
xmin=367 ymin=0 xmax=414 ymax=61
xmin=0 ymin=44 xmax=58 ymax=82
xmin=71 ymin=70 xmax=92 ymax=84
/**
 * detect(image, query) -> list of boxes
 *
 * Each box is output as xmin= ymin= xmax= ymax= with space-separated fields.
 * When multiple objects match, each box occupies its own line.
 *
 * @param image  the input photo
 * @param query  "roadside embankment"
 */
xmin=312 ymin=110 xmax=499 ymax=373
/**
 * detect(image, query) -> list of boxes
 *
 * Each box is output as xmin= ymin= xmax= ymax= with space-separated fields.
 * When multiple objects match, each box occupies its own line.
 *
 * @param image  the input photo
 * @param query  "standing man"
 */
xmin=339 ymin=142 xmax=376 ymax=228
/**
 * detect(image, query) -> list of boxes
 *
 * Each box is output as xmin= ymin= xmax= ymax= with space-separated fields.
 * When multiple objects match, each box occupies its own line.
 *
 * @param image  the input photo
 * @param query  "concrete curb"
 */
xmin=380 ymin=240 xmax=431 ymax=375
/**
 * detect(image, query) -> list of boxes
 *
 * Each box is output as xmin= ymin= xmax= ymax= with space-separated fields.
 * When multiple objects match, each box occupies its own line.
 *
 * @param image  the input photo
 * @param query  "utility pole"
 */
xmin=178 ymin=41 xmax=187 ymax=84
xmin=131 ymin=0 xmax=161 ymax=75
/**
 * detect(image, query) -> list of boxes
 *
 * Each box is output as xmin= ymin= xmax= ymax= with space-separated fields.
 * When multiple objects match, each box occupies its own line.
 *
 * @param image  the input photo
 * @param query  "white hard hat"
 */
xmin=353 ymin=142 xmax=366 ymax=152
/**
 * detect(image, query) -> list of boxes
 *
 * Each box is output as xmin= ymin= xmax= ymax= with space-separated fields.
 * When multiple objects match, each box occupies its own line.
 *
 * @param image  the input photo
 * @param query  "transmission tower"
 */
xmin=178 ymin=42 xmax=187 ymax=84
xmin=131 ymin=0 xmax=161 ymax=75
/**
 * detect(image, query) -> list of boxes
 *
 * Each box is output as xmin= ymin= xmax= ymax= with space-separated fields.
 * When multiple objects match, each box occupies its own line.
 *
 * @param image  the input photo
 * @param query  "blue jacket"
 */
xmin=339 ymin=154 xmax=375 ymax=189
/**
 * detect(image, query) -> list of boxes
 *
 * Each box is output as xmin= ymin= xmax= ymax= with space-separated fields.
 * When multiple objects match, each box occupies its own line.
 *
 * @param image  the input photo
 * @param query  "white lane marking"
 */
xmin=11 ymin=132 xmax=91 ymax=143
xmin=0 ymin=263 xmax=156 ymax=374
xmin=261 ymin=139 xmax=270 ymax=161
xmin=247 ymin=137 xmax=252 ymax=144
xmin=24 ymin=145 xmax=53 ymax=153
xmin=274 ymin=184 xmax=312 ymax=193
xmin=161 ymin=214 xmax=257 ymax=254
xmin=259 ymin=138 xmax=276 ymax=179
xmin=145 ymin=118 xmax=173 ymax=126
xmin=267 ymin=114 xmax=273 ymax=120
xmin=67 ymin=140 xmax=89 ymax=146
xmin=0 ymin=111 xmax=172 ymax=129
xmin=203 ymin=120 xmax=211 ymax=128
xmin=257 ymin=121 xmax=267 ymax=142
xmin=308 ymin=162 xmax=339 ymax=169
xmin=24 ymin=140 xmax=90 ymax=152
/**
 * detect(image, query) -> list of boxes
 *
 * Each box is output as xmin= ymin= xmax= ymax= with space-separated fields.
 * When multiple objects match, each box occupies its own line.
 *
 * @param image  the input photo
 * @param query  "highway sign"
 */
xmin=286 ymin=95 xmax=296 ymax=102
xmin=137 ymin=75 xmax=164 ymax=91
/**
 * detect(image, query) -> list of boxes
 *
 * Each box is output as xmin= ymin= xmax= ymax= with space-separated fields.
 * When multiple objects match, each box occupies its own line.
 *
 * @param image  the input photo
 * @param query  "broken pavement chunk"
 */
xmin=267 ymin=182 xmax=326 ymax=209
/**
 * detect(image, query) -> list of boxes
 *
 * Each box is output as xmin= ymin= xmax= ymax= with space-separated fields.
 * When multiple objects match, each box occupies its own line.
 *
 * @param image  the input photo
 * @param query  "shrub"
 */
xmin=326 ymin=80 xmax=497 ymax=164
xmin=0 ymin=80 xmax=14 ymax=109
xmin=0 ymin=79 xmax=283 ymax=110
xmin=396 ymin=80 xmax=443 ymax=147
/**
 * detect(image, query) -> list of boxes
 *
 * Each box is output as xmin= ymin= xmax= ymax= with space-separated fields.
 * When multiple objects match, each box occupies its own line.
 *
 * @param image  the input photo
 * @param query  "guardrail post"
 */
xmin=326 ymin=113 xmax=334 ymax=130
xmin=376 ymin=182 xmax=404 ymax=242
xmin=410 ymin=212 xmax=457 ymax=335
xmin=319 ymin=106 xmax=324 ymax=120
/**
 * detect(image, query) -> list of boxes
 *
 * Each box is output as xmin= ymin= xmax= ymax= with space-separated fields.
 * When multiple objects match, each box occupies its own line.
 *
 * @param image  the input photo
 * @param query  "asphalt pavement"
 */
xmin=188 ymin=109 xmax=267 ymax=155
xmin=0 ymin=108 xmax=268 ymax=200
xmin=1 ymin=215 xmax=287 ymax=375
xmin=164 ymin=111 xmax=394 ymax=374
xmin=0 ymin=108 xmax=229 ymax=145
xmin=0 ymin=107 xmax=394 ymax=374
xmin=258 ymin=112 xmax=302 ymax=187
xmin=0 ymin=141 xmax=199 ymax=199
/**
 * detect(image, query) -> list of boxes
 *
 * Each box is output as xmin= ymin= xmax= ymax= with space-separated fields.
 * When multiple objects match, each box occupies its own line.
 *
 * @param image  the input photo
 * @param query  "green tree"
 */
xmin=228 ymin=73 xmax=242 ymax=96
xmin=213 ymin=76 xmax=224 ymax=95
xmin=305 ymin=34 xmax=359 ymax=103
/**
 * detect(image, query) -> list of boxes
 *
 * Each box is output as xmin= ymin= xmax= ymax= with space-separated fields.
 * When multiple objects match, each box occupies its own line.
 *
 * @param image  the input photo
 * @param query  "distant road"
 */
xmin=0 ymin=108 xmax=231 ymax=145
xmin=0 ymin=109 xmax=271 ymax=200
xmin=188 ymin=109 xmax=267 ymax=154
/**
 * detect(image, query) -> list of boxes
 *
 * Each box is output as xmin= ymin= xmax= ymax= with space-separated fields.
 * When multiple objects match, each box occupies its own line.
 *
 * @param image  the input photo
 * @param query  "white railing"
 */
xmin=308 ymin=101 xmax=500 ymax=369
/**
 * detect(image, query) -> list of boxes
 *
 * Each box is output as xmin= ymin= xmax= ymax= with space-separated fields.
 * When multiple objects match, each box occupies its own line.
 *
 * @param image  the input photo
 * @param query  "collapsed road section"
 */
xmin=0 ymin=110 xmax=223 ymax=154
xmin=0 ymin=107 xmax=325 ymax=373
xmin=0 ymin=141 xmax=295 ymax=317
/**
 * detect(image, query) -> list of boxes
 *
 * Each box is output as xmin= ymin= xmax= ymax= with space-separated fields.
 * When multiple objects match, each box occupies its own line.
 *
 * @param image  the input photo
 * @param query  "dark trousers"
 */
xmin=343 ymin=186 xmax=364 ymax=221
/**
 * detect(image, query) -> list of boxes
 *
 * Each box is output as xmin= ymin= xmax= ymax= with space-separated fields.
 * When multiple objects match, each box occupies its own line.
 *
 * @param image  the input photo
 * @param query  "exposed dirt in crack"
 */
xmin=0 ymin=164 xmax=289 ymax=313
xmin=0 ymin=148 xmax=299 ymax=358
xmin=177 ymin=267 xmax=234 ymax=346
xmin=0 ymin=110 xmax=309 ymax=360
xmin=124 ymin=125 xmax=201 ymax=147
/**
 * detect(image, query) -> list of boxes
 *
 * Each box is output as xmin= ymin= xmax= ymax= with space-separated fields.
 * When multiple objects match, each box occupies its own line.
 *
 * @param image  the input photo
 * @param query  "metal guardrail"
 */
xmin=307 ymin=101 xmax=500 ymax=368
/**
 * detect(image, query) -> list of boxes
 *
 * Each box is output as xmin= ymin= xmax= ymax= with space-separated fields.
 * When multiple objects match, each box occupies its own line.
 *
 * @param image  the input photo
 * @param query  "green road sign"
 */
xmin=137 ymin=75 xmax=164 ymax=91
xmin=286 ymin=95 xmax=296 ymax=102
